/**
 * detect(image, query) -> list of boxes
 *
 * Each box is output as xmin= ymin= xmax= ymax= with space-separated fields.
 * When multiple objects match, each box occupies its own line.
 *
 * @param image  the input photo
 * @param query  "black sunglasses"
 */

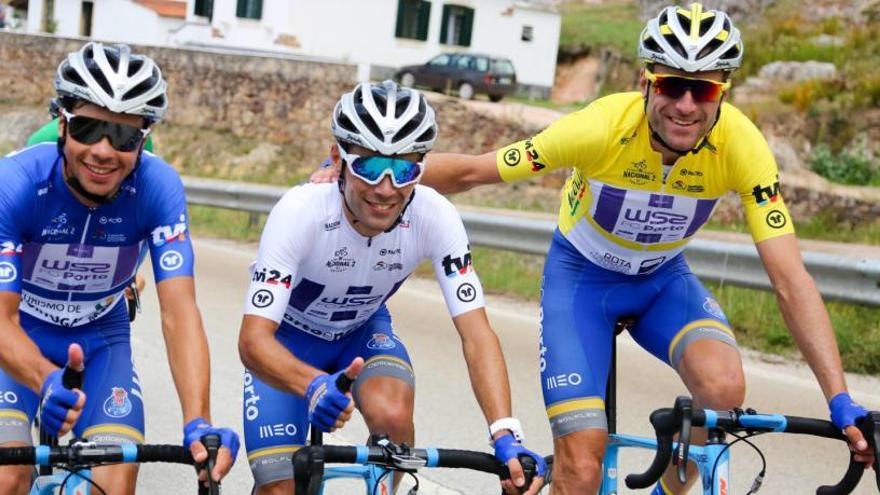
xmin=61 ymin=109 xmax=149 ymax=152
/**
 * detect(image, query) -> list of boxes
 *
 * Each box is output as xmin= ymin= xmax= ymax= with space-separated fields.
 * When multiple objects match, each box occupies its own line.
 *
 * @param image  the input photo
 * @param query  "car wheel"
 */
xmin=489 ymin=94 xmax=504 ymax=102
xmin=458 ymin=82 xmax=475 ymax=100
xmin=400 ymin=72 xmax=416 ymax=88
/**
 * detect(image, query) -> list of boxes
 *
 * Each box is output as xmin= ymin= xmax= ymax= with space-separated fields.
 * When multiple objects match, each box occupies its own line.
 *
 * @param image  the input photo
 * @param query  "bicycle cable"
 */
xmin=708 ymin=431 xmax=767 ymax=495
xmin=59 ymin=467 xmax=108 ymax=495
xmin=372 ymin=465 xmax=421 ymax=495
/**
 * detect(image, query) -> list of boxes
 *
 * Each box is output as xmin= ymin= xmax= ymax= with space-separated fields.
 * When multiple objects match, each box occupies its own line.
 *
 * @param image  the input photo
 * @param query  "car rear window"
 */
xmin=491 ymin=59 xmax=515 ymax=76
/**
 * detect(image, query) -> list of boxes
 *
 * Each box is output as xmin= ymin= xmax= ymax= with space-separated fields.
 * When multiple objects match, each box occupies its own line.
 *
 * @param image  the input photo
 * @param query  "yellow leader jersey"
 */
xmin=496 ymin=92 xmax=794 ymax=275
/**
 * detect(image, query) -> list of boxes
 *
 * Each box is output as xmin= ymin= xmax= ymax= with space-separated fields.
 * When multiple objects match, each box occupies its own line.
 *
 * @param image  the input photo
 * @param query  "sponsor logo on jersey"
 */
xmin=0 ymin=391 xmax=18 ymax=404
xmin=373 ymin=261 xmax=403 ymax=272
xmin=258 ymin=423 xmax=298 ymax=439
xmin=623 ymin=160 xmax=656 ymax=185
xmin=151 ymin=215 xmax=187 ymax=247
xmin=524 ymin=139 xmax=546 ymax=173
xmin=0 ymin=262 xmax=16 ymax=283
xmin=596 ymin=252 xmax=632 ymax=272
xmin=159 ymin=250 xmax=184 ymax=271
xmin=41 ymin=213 xmax=76 ymax=238
xmin=702 ymin=297 xmax=726 ymax=319
xmin=638 ymin=256 xmax=666 ymax=274
xmin=251 ymin=289 xmax=274 ymax=308
xmin=98 ymin=216 xmax=123 ymax=225
xmin=441 ymin=250 xmax=473 ymax=278
xmin=0 ymin=241 xmax=22 ymax=256
xmin=243 ymin=370 xmax=261 ymax=421
xmin=456 ymin=282 xmax=477 ymax=302
xmin=327 ymin=247 xmax=356 ymax=272
xmin=566 ymin=171 xmax=587 ymax=216
xmin=502 ymin=147 xmax=521 ymax=167
xmin=324 ymin=221 xmax=341 ymax=231
xmin=367 ymin=333 xmax=396 ymax=350
xmin=765 ymin=209 xmax=787 ymax=229
xmin=545 ymin=372 xmax=583 ymax=390
xmin=103 ymin=387 xmax=133 ymax=418
xmin=751 ymin=177 xmax=782 ymax=206
xmin=379 ymin=248 xmax=401 ymax=256
xmin=679 ymin=168 xmax=703 ymax=177
xmin=252 ymin=267 xmax=293 ymax=289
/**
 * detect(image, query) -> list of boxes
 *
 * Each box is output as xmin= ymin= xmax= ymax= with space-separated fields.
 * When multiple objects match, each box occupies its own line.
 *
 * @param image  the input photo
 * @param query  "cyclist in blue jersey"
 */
xmin=239 ymin=81 xmax=546 ymax=494
xmin=0 ymin=42 xmax=239 ymax=494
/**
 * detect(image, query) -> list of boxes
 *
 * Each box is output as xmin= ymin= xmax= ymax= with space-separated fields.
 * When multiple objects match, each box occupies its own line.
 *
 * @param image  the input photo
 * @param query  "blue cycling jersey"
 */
xmin=0 ymin=143 xmax=195 ymax=326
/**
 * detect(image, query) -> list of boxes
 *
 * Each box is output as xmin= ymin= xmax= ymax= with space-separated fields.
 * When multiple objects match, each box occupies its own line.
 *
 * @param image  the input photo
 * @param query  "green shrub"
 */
xmin=810 ymin=144 xmax=878 ymax=185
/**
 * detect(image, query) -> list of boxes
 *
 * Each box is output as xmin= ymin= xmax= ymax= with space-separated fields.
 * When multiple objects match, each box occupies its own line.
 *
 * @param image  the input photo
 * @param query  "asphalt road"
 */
xmin=128 ymin=239 xmax=879 ymax=494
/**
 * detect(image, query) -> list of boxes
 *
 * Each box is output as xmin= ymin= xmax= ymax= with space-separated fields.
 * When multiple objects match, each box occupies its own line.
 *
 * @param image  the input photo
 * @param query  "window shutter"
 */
xmin=395 ymin=0 xmax=406 ymax=37
xmin=439 ymin=4 xmax=450 ymax=44
xmin=417 ymin=1 xmax=431 ymax=41
xmin=459 ymin=6 xmax=473 ymax=47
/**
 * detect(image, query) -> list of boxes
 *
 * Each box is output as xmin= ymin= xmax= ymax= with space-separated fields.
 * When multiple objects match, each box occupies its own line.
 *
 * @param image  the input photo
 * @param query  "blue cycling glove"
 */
xmin=829 ymin=392 xmax=868 ymax=431
xmin=493 ymin=433 xmax=547 ymax=479
xmin=306 ymin=370 xmax=352 ymax=432
xmin=39 ymin=369 xmax=81 ymax=436
xmin=183 ymin=417 xmax=241 ymax=461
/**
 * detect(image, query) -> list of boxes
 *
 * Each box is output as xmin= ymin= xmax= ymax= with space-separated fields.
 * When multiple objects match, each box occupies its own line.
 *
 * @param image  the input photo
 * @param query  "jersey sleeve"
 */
xmin=242 ymin=188 xmax=307 ymax=323
xmin=420 ymin=192 xmax=486 ymax=317
xmin=0 ymin=158 xmax=33 ymax=294
xmin=142 ymin=162 xmax=196 ymax=282
xmin=724 ymin=108 xmax=796 ymax=243
xmin=495 ymin=101 xmax=611 ymax=182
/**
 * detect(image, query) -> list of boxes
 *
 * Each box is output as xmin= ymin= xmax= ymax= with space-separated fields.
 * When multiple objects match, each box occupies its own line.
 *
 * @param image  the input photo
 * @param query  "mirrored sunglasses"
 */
xmin=645 ymin=69 xmax=730 ymax=103
xmin=340 ymin=148 xmax=424 ymax=188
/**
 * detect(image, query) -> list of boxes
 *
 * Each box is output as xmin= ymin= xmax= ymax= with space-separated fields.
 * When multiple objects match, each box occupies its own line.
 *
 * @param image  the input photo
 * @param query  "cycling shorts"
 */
xmin=244 ymin=305 xmax=415 ymax=487
xmin=0 ymin=302 xmax=144 ymax=446
xmin=540 ymin=229 xmax=737 ymax=438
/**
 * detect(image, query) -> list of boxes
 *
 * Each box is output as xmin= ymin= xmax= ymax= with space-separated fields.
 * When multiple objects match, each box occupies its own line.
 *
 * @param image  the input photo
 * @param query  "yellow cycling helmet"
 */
xmin=638 ymin=2 xmax=743 ymax=72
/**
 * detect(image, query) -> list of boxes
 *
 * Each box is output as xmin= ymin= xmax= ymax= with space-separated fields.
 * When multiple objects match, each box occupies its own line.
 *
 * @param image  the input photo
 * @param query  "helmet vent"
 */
xmin=416 ymin=126 xmax=436 ymax=143
xmin=87 ymin=64 xmax=114 ymax=95
xmin=394 ymin=95 xmax=411 ymax=118
xmin=124 ymin=78 xmax=154 ymax=101
xmin=698 ymin=17 xmax=714 ymax=37
xmin=337 ymin=112 xmax=358 ymax=133
xmin=392 ymin=119 xmax=420 ymax=143
xmin=105 ymin=48 xmax=121 ymax=72
xmin=663 ymin=34 xmax=687 ymax=58
xmin=128 ymin=59 xmax=144 ymax=77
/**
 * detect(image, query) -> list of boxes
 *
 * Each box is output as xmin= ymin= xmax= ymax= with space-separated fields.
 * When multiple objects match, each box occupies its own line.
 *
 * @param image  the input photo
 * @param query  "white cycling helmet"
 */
xmin=638 ymin=2 xmax=743 ymax=73
xmin=54 ymin=42 xmax=168 ymax=121
xmin=331 ymin=80 xmax=437 ymax=156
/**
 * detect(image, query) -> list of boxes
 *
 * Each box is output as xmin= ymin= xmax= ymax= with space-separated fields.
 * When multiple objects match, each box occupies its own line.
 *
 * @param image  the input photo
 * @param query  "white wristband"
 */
xmin=489 ymin=417 xmax=525 ymax=442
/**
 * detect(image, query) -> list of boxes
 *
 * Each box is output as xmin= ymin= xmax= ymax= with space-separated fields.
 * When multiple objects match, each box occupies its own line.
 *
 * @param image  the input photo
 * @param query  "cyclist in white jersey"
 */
xmin=238 ymin=81 xmax=546 ymax=494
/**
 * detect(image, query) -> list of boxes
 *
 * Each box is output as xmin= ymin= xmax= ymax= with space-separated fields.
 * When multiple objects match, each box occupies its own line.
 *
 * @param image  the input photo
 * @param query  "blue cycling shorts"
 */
xmin=0 ymin=302 xmax=144 ymax=446
xmin=244 ymin=305 xmax=415 ymax=487
xmin=541 ymin=230 xmax=737 ymax=438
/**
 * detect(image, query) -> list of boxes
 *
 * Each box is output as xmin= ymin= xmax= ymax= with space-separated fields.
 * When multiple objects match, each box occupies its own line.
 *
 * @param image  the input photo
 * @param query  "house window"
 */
xmin=440 ymin=4 xmax=474 ymax=47
xmin=236 ymin=0 xmax=261 ymax=19
xmin=194 ymin=0 xmax=213 ymax=18
xmin=80 ymin=1 xmax=93 ymax=36
xmin=395 ymin=0 xmax=431 ymax=41
xmin=522 ymin=25 xmax=533 ymax=42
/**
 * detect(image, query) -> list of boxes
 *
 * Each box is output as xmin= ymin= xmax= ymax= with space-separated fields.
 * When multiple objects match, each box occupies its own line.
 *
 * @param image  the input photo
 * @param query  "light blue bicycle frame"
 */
xmin=30 ymin=469 xmax=93 ymax=495
xmin=600 ymin=433 xmax=731 ymax=495
xmin=316 ymin=463 xmax=395 ymax=495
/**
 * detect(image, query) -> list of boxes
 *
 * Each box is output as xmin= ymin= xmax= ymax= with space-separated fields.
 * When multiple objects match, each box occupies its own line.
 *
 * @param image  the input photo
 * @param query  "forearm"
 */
xmin=423 ymin=151 xmax=500 ymax=194
xmin=239 ymin=319 xmax=322 ymax=396
xmin=0 ymin=319 xmax=56 ymax=392
xmin=461 ymin=330 xmax=513 ymax=425
xmin=775 ymin=278 xmax=847 ymax=401
xmin=162 ymin=304 xmax=211 ymax=422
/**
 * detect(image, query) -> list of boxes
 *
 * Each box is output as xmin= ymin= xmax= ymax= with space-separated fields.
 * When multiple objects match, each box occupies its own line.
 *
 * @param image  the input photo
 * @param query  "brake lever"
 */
xmin=674 ymin=396 xmax=693 ymax=484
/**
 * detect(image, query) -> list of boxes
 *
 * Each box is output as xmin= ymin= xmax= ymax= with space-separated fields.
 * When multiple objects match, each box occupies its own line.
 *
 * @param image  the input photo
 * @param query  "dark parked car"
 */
xmin=395 ymin=53 xmax=517 ymax=102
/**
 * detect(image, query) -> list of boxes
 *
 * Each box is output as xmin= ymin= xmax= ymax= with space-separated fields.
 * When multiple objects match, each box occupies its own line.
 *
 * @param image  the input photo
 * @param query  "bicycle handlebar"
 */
xmin=293 ymin=443 xmax=539 ymax=495
xmin=626 ymin=396 xmax=880 ymax=495
xmin=0 ymin=434 xmax=222 ymax=494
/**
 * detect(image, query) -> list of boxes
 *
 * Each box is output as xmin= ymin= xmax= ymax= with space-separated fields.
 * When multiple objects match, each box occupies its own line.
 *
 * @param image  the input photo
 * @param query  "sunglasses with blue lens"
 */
xmin=339 ymin=147 xmax=424 ymax=188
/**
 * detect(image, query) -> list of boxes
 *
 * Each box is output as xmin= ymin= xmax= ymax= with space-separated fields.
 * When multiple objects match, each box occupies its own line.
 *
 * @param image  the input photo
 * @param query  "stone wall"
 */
xmin=0 ymin=32 xmax=540 ymax=163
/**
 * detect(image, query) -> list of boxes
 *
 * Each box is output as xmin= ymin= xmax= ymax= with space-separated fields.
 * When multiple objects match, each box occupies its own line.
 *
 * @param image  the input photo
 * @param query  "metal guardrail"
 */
xmin=183 ymin=176 xmax=880 ymax=306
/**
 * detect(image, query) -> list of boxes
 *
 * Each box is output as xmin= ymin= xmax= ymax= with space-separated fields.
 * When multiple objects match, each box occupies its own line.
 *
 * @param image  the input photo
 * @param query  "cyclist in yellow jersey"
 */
xmin=312 ymin=3 xmax=874 ymax=494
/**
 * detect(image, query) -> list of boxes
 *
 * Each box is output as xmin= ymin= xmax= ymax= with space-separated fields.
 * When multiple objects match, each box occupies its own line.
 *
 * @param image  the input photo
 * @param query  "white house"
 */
xmin=22 ymin=0 xmax=186 ymax=45
xmin=16 ymin=0 xmax=560 ymax=95
xmin=172 ymin=0 xmax=561 ymax=94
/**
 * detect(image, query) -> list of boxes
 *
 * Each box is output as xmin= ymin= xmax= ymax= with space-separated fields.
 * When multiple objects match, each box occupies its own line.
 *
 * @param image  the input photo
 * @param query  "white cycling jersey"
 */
xmin=243 ymin=182 xmax=485 ymax=340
